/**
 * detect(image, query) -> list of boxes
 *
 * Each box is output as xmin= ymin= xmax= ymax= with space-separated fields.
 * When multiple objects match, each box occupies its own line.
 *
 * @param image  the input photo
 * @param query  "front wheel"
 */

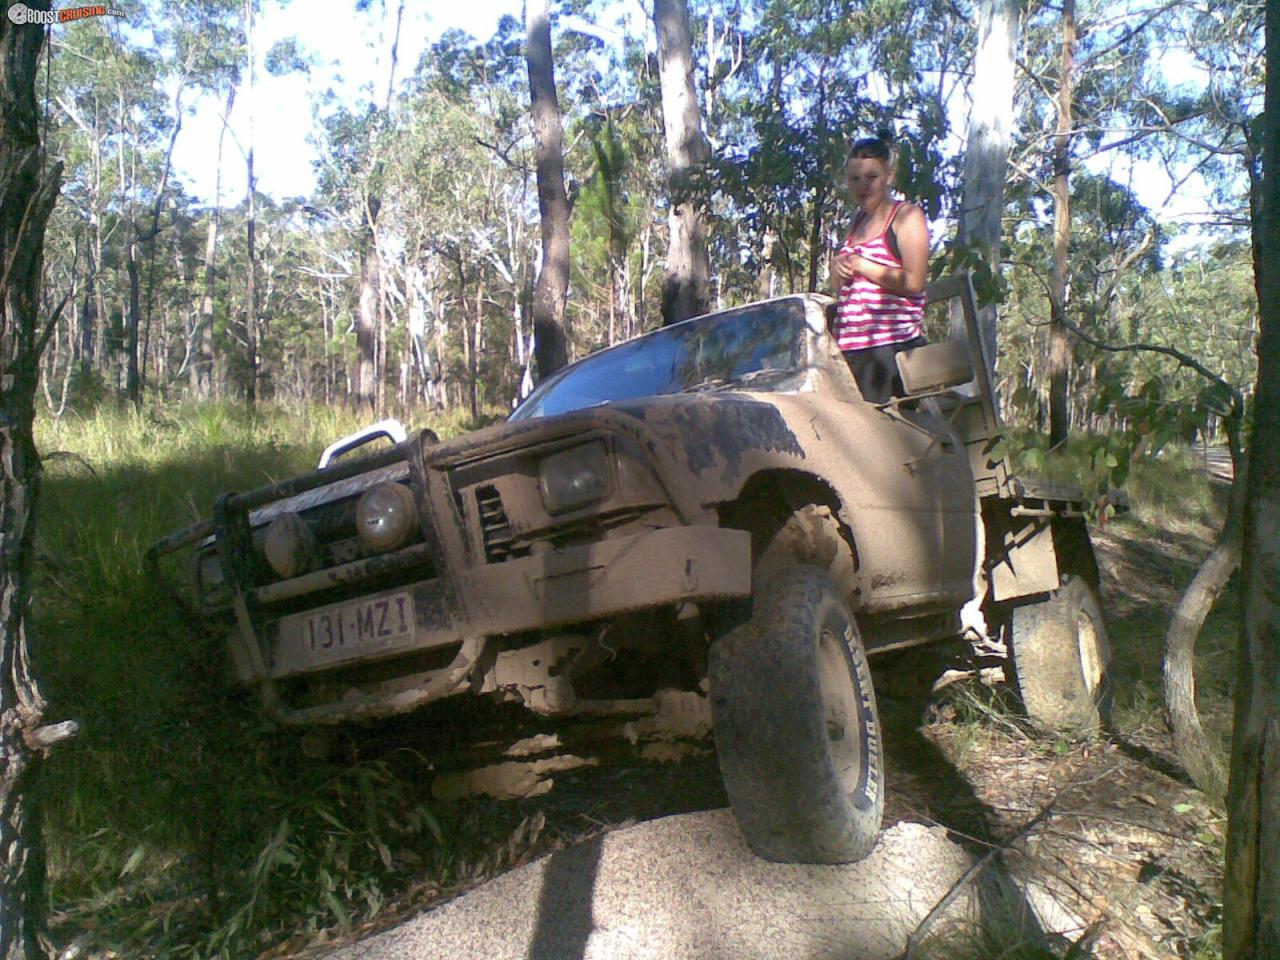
xmin=1008 ymin=574 xmax=1111 ymax=734
xmin=709 ymin=565 xmax=883 ymax=863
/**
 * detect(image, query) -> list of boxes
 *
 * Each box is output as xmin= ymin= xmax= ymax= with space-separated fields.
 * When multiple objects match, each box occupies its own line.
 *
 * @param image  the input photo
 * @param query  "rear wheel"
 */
xmin=1008 ymin=574 xmax=1111 ymax=734
xmin=709 ymin=565 xmax=883 ymax=863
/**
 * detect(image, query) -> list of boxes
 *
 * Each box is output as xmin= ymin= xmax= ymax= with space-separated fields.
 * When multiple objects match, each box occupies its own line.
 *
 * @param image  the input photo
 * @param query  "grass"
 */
xmin=28 ymin=404 xmax=1239 ymax=957
xmin=32 ymin=401 xmax=486 ymax=958
xmin=916 ymin=919 xmax=1100 ymax=960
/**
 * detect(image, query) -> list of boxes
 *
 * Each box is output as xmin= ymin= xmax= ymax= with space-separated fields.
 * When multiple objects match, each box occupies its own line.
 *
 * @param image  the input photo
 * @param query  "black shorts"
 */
xmin=842 ymin=337 xmax=927 ymax=404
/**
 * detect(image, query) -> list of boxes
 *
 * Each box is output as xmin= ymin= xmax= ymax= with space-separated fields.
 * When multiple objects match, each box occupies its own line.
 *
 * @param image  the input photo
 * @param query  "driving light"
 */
xmin=356 ymin=482 xmax=418 ymax=551
xmin=193 ymin=550 xmax=228 ymax=601
xmin=263 ymin=512 xmax=319 ymax=579
xmin=539 ymin=442 xmax=610 ymax=514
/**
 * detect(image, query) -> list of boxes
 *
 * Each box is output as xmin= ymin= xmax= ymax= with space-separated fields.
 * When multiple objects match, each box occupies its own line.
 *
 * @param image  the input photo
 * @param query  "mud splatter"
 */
xmin=432 ymin=754 xmax=598 ymax=801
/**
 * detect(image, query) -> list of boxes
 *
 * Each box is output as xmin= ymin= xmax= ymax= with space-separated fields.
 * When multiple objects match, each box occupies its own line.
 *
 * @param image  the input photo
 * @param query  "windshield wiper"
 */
xmin=682 ymin=367 xmax=799 ymax=393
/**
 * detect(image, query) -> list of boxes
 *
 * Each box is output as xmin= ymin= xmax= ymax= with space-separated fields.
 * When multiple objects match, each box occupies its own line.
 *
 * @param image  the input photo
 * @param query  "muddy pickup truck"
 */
xmin=152 ymin=273 xmax=1110 ymax=865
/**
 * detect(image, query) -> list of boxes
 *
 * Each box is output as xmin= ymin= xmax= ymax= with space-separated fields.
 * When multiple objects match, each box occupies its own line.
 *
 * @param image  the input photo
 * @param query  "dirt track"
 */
xmin=322 ymin=814 xmax=994 ymax=960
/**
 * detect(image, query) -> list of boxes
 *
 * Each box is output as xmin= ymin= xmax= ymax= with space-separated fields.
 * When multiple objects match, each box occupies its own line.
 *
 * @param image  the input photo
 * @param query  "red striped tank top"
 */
xmin=833 ymin=200 xmax=926 ymax=351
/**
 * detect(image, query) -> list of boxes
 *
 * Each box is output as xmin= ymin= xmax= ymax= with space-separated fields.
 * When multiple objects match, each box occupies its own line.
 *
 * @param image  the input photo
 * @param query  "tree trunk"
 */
xmin=1224 ymin=5 xmax=1280 ymax=955
xmin=471 ymin=284 xmax=482 ymax=422
xmin=354 ymin=4 xmax=403 ymax=412
xmin=757 ymin=228 xmax=776 ymax=300
xmin=355 ymin=208 xmax=380 ymax=409
xmin=78 ymin=253 xmax=96 ymax=377
xmin=1047 ymin=0 xmax=1075 ymax=448
xmin=954 ymin=0 xmax=1020 ymax=369
xmin=1164 ymin=427 xmax=1243 ymax=802
xmin=655 ymin=0 xmax=711 ymax=324
xmin=242 ymin=0 xmax=258 ymax=407
xmin=525 ymin=0 xmax=570 ymax=380
xmin=125 ymin=233 xmax=142 ymax=406
xmin=192 ymin=86 xmax=234 ymax=399
xmin=140 ymin=87 xmax=187 ymax=401
xmin=1 ymin=5 xmax=67 ymax=956
xmin=805 ymin=72 xmax=828 ymax=294
xmin=193 ymin=200 xmax=220 ymax=397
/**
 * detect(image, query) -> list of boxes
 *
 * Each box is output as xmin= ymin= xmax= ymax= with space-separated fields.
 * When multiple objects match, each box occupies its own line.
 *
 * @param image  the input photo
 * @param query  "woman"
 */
xmin=827 ymin=134 xmax=930 ymax=403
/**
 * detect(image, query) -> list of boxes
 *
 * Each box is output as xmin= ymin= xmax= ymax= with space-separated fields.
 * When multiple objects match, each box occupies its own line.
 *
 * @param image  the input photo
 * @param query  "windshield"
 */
xmin=510 ymin=298 xmax=809 ymax=421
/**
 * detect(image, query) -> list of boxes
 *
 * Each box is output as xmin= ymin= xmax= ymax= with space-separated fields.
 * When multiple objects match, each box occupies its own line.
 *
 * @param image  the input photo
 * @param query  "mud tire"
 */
xmin=1009 ymin=574 xmax=1112 ymax=734
xmin=709 ymin=565 xmax=883 ymax=863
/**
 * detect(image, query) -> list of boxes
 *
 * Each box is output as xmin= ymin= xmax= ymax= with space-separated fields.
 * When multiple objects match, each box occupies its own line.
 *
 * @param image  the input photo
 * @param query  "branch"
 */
xmin=1096 ymin=230 xmax=1154 ymax=309
xmin=1058 ymin=314 xmax=1243 ymax=418
xmin=35 ymin=292 xmax=73 ymax=358
xmin=897 ymin=766 xmax=1120 ymax=960
xmin=1015 ymin=56 xmax=1058 ymax=107
xmin=1161 ymin=151 xmax=1217 ymax=208
xmin=23 ymin=719 xmax=80 ymax=753
xmin=54 ymin=95 xmax=93 ymax=137
xmin=1085 ymin=0 xmax=1182 ymax=61
xmin=1006 ymin=158 xmax=1055 ymax=199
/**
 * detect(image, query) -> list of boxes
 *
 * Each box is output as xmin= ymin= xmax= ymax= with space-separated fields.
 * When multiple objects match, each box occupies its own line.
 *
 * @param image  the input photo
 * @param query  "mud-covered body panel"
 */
xmin=600 ymin=390 xmax=978 ymax=614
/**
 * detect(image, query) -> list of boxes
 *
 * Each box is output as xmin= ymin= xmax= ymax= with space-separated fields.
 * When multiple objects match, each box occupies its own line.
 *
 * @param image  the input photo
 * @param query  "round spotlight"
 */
xmin=263 ymin=513 xmax=318 ymax=579
xmin=356 ymin=482 xmax=418 ymax=551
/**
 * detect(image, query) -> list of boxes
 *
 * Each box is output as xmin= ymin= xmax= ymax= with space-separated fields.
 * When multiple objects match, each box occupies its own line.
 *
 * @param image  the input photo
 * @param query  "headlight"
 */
xmin=539 ymin=442 xmax=610 ymax=514
xmin=356 ymin=482 xmax=418 ymax=551
xmin=193 ymin=550 xmax=229 ymax=602
xmin=263 ymin=512 xmax=319 ymax=579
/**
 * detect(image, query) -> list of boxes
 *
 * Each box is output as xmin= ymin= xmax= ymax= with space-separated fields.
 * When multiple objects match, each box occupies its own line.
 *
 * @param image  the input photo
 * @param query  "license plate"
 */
xmin=274 ymin=591 xmax=417 ymax=675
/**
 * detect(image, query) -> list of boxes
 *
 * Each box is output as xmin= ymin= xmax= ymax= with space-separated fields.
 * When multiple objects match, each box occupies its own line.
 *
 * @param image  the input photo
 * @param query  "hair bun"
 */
xmin=875 ymin=126 xmax=894 ymax=143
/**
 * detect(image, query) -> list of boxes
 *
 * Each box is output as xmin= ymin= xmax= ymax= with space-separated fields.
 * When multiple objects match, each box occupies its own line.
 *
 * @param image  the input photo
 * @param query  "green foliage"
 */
xmin=33 ymin=404 xmax=469 ymax=958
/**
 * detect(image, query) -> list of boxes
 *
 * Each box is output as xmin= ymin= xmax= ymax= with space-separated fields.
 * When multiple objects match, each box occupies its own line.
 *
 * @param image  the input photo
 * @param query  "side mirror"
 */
xmin=895 ymin=340 xmax=974 ymax=395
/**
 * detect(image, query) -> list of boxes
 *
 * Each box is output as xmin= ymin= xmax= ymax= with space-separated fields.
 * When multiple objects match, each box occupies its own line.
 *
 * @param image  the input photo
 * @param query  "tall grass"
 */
xmin=32 ymin=402 xmax=478 ymax=957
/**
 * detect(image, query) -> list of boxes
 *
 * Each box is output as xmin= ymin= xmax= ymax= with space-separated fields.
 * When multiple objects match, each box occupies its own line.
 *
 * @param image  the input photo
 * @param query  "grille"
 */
xmin=476 ymin=485 xmax=518 ymax=562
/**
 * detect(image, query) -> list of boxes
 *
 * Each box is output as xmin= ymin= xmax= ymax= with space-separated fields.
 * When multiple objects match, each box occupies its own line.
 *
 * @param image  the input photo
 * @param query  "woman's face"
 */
xmin=845 ymin=157 xmax=891 ymax=209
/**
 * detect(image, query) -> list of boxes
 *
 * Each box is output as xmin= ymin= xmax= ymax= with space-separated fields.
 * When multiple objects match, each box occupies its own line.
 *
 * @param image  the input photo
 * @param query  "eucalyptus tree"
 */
xmin=47 ymin=17 xmax=121 ymax=386
xmin=1224 ymin=3 xmax=1280 ymax=953
xmin=1 ymin=4 xmax=73 ymax=957
xmin=158 ymin=0 xmax=243 ymax=399
xmin=95 ymin=27 xmax=167 ymax=405
xmin=954 ymin=0 xmax=1021 ymax=366
xmin=1046 ymin=0 xmax=1076 ymax=447
xmin=655 ymin=0 xmax=710 ymax=323
xmin=241 ymin=0 xmax=260 ymax=404
xmin=192 ymin=82 xmax=237 ymax=399
xmin=526 ymin=0 xmax=571 ymax=378
xmin=136 ymin=3 xmax=232 ymax=401
xmin=373 ymin=22 xmax=529 ymax=414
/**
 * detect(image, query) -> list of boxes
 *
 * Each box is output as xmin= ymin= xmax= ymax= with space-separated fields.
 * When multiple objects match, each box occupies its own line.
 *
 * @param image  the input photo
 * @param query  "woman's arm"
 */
xmin=848 ymin=203 xmax=929 ymax=296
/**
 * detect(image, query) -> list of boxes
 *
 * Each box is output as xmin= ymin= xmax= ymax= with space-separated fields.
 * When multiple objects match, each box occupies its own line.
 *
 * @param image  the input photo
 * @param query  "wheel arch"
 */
xmin=715 ymin=468 xmax=861 ymax=600
xmin=1051 ymin=515 xmax=1101 ymax=589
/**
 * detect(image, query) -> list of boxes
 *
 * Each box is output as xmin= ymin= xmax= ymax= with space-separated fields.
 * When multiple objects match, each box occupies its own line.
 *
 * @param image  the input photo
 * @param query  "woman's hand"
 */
xmin=829 ymin=251 xmax=857 ymax=290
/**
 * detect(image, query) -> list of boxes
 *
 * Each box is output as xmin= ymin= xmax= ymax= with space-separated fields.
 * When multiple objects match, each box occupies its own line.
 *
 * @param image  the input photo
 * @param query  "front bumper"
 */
xmin=245 ymin=524 xmax=751 ymax=724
